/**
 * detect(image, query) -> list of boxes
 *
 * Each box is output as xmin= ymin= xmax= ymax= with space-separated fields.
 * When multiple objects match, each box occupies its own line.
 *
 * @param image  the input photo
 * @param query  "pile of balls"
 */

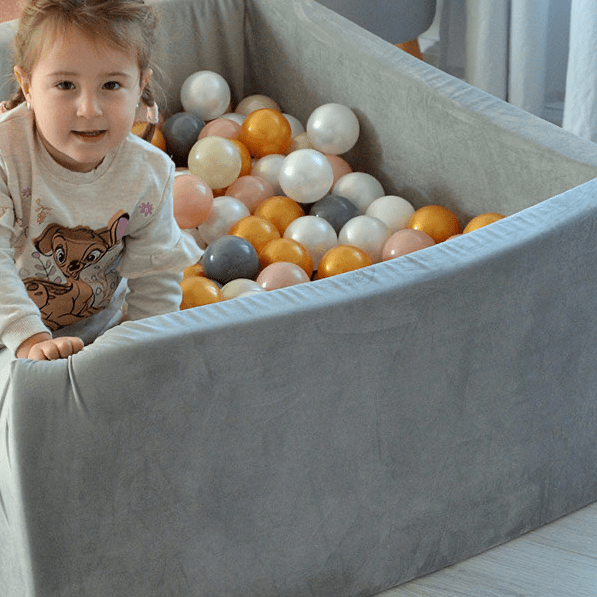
xmin=133 ymin=70 xmax=505 ymax=309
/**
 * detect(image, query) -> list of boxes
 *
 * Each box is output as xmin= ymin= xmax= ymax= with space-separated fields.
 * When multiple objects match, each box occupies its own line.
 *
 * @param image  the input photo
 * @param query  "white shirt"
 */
xmin=0 ymin=103 xmax=202 ymax=354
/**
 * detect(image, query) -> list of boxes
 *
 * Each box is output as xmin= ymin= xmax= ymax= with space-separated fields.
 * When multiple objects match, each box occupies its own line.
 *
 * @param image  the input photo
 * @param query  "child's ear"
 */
xmin=14 ymin=66 xmax=31 ymax=100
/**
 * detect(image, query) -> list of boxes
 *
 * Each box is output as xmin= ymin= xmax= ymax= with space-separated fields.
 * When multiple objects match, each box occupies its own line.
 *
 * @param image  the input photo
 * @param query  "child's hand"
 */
xmin=16 ymin=333 xmax=84 ymax=360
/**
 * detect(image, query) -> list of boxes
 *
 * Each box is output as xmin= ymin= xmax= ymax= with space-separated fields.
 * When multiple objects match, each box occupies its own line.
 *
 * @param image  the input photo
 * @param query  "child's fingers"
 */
xmin=53 ymin=337 xmax=84 ymax=358
xmin=28 ymin=337 xmax=84 ymax=360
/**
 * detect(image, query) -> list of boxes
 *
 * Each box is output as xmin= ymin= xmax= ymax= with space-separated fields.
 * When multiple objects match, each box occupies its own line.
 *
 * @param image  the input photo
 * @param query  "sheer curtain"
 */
xmin=437 ymin=0 xmax=597 ymax=143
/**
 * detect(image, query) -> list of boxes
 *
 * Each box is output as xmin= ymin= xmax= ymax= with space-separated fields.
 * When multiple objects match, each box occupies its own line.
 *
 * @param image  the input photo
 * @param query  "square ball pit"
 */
xmin=3 ymin=0 xmax=597 ymax=596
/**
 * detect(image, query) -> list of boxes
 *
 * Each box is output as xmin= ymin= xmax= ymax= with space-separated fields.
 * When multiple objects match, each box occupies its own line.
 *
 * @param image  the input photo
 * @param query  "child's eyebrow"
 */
xmin=45 ymin=71 xmax=133 ymax=79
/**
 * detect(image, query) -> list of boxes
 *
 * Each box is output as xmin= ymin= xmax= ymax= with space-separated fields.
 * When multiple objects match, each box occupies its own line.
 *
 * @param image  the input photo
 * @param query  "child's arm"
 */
xmin=15 ymin=332 xmax=84 ymax=360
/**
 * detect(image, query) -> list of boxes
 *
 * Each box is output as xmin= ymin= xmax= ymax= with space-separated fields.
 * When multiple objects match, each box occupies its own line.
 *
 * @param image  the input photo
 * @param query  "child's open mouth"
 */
xmin=74 ymin=130 xmax=106 ymax=142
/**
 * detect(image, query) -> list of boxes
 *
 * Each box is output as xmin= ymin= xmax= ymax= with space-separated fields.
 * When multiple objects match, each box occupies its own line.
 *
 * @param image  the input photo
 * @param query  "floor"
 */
xmin=377 ymin=500 xmax=597 ymax=597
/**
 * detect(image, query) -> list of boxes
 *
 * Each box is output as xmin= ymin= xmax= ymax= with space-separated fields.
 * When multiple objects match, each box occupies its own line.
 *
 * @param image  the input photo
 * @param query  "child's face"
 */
xmin=15 ymin=26 xmax=151 ymax=173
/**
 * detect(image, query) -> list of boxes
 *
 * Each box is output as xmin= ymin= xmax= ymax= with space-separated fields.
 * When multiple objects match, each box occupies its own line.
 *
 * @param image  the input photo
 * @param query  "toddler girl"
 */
xmin=0 ymin=0 xmax=202 ymax=360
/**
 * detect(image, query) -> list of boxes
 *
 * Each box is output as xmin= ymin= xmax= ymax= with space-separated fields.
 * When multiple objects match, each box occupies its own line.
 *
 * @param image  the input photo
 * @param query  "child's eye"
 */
xmin=56 ymin=81 xmax=75 ymax=90
xmin=103 ymin=81 xmax=121 ymax=91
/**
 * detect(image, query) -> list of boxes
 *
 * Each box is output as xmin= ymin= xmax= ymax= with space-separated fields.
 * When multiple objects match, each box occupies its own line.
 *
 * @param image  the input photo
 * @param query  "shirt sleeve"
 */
xmin=0 ymin=175 xmax=51 ymax=354
xmin=117 ymin=164 xmax=203 ymax=319
xmin=125 ymin=271 xmax=184 ymax=321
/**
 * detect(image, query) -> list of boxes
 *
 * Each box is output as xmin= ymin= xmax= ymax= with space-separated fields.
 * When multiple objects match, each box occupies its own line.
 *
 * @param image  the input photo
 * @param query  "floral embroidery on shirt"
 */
xmin=20 ymin=188 xmax=31 ymax=199
xmin=139 ymin=201 xmax=153 ymax=216
xmin=31 ymin=250 xmax=61 ymax=283
xmin=35 ymin=198 xmax=52 ymax=224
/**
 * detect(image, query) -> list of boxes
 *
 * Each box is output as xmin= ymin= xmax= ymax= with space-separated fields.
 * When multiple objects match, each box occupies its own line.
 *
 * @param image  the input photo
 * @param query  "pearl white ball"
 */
xmin=306 ymin=103 xmax=360 ymax=155
xmin=365 ymin=195 xmax=415 ymax=234
xmin=338 ymin=215 xmax=390 ymax=263
xmin=197 ymin=197 xmax=249 ymax=245
xmin=181 ymin=70 xmax=231 ymax=121
xmin=332 ymin=172 xmax=385 ymax=213
xmin=251 ymin=154 xmax=285 ymax=194
xmin=284 ymin=215 xmax=338 ymax=270
xmin=279 ymin=149 xmax=334 ymax=204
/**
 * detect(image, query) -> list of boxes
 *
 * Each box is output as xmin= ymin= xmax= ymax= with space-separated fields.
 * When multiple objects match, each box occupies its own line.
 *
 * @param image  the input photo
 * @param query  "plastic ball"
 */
xmin=290 ymin=132 xmax=315 ymax=152
xmin=314 ymin=245 xmax=373 ymax=279
xmin=407 ymin=205 xmax=462 ymax=243
xmin=131 ymin=122 xmax=166 ymax=151
xmin=463 ymin=212 xmax=505 ymax=233
xmin=257 ymin=262 xmax=311 ymax=290
xmin=198 ymin=118 xmax=241 ymax=140
xmin=279 ymin=149 xmax=334 ymax=204
xmin=251 ymin=154 xmax=285 ymax=194
xmin=239 ymin=109 xmax=292 ymax=158
xmin=254 ymin=195 xmax=305 ymax=235
xmin=220 ymin=112 xmax=245 ymax=125
xmin=221 ymin=278 xmax=265 ymax=300
xmin=188 ymin=136 xmax=242 ymax=190
xmin=382 ymin=229 xmax=436 ymax=260
xmin=283 ymin=215 xmax=337 ymax=270
xmin=338 ymin=215 xmax=390 ymax=263
xmin=197 ymin=196 xmax=250 ymax=244
xmin=229 ymin=139 xmax=253 ymax=177
xmin=162 ymin=112 xmax=205 ymax=167
xmin=172 ymin=174 xmax=214 ymax=229
xmin=258 ymin=237 xmax=313 ymax=277
xmin=235 ymin=94 xmax=281 ymax=116
xmin=181 ymin=70 xmax=231 ymax=121
xmin=306 ymin=103 xmax=360 ymax=155
xmin=182 ymin=262 xmax=206 ymax=279
xmin=283 ymin=113 xmax=305 ymax=136
xmin=225 ymin=175 xmax=275 ymax=212
xmin=180 ymin=276 xmax=222 ymax=309
xmin=325 ymin=154 xmax=353 ymax=187
xmin=230 ymin=215 xmax=281 ymax=254
xmin=332 ymin=172 xmax=385 ymax=213
xmin=309 ymin=193 xmax=360 ymax=235
xmin=202 ymin=235 xmax=260 ymax=285
xmin=365 ymin=195 xmax=415 ymax=234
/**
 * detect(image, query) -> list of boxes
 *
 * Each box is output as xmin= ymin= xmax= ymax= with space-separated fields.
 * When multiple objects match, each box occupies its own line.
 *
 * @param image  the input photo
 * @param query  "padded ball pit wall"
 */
xmin=2 ymin=0 xmax=597 ymax=596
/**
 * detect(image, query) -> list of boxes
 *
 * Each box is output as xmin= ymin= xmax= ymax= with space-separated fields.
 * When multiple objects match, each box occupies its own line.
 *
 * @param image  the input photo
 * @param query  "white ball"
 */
xmin=284 ymin=215 xmax=338 ymax=270
xmin=279 ymin=149 xmax=334 ymax=204
xmin=181 ymin=70 xmax=231 ymax=121
xmin=283 ymin=113 xmax=305 ymax=136
xmin=235 ymin=94 xmax=280 ymax=116
xmin=197 ymin=196 xmax=249 ymax=245
xmin=365 ymin=195 xmax=415 ymax=234
xmin=188 ymin=136 xmax=242 ymax=190
xmin=219 ymin=112 xmax=245 ymax=125
xmin=221 ymin=278 xmax=265 ymax=300
xmin=290 ymin=132 xmax=315 ymax=153
xmin=332 ymin=172 xmax=385 ymax=213
xmin=306 ymin=103 xmax=360 ymax=155
xmin=251 ymin=154 xmax=285 ymax=194
xmin=338 ymin=215 xmax=390 ymax=263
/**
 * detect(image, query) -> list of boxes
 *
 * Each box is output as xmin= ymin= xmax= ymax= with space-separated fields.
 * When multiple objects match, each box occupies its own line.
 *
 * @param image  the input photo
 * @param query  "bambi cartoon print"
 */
xmin=23 ymin=211 xmax=129 ymax=330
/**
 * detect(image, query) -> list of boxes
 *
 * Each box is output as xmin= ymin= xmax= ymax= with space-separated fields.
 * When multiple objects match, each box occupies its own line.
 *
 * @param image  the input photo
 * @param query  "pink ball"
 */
xmin=257 ymin=262 xmax=311 ymax=290
xmin=382 ymin=229 xmax=436 ymax=260
xmin=172 ymin=174 xmax=214 ymax=229
xmin=325 ymin=153 xmax=353 ymax=188
xmin=225 ymin=175 xmax=275 ymax=212
xmin=198 ymin=118 xmax=242 ymax=140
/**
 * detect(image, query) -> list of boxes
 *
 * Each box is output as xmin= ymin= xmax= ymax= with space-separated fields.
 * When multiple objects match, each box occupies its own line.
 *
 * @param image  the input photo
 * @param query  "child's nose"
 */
xmin=76 ymin=90 xmax=102 ymax=118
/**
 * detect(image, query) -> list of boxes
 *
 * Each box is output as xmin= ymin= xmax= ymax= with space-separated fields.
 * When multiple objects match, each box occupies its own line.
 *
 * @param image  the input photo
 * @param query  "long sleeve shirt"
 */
xmin=0 ymin=103 xmax=202 ymax=354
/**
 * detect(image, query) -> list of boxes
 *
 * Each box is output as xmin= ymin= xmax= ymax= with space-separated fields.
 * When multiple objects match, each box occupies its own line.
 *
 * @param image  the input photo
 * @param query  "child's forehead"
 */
xmin=32 ymin=20 xmax=140 ymax=73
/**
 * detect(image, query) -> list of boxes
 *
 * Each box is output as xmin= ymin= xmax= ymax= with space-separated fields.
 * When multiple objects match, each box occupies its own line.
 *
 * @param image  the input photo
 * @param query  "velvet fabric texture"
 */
xmin=2 ymin=1 xmax=597 ymax=596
